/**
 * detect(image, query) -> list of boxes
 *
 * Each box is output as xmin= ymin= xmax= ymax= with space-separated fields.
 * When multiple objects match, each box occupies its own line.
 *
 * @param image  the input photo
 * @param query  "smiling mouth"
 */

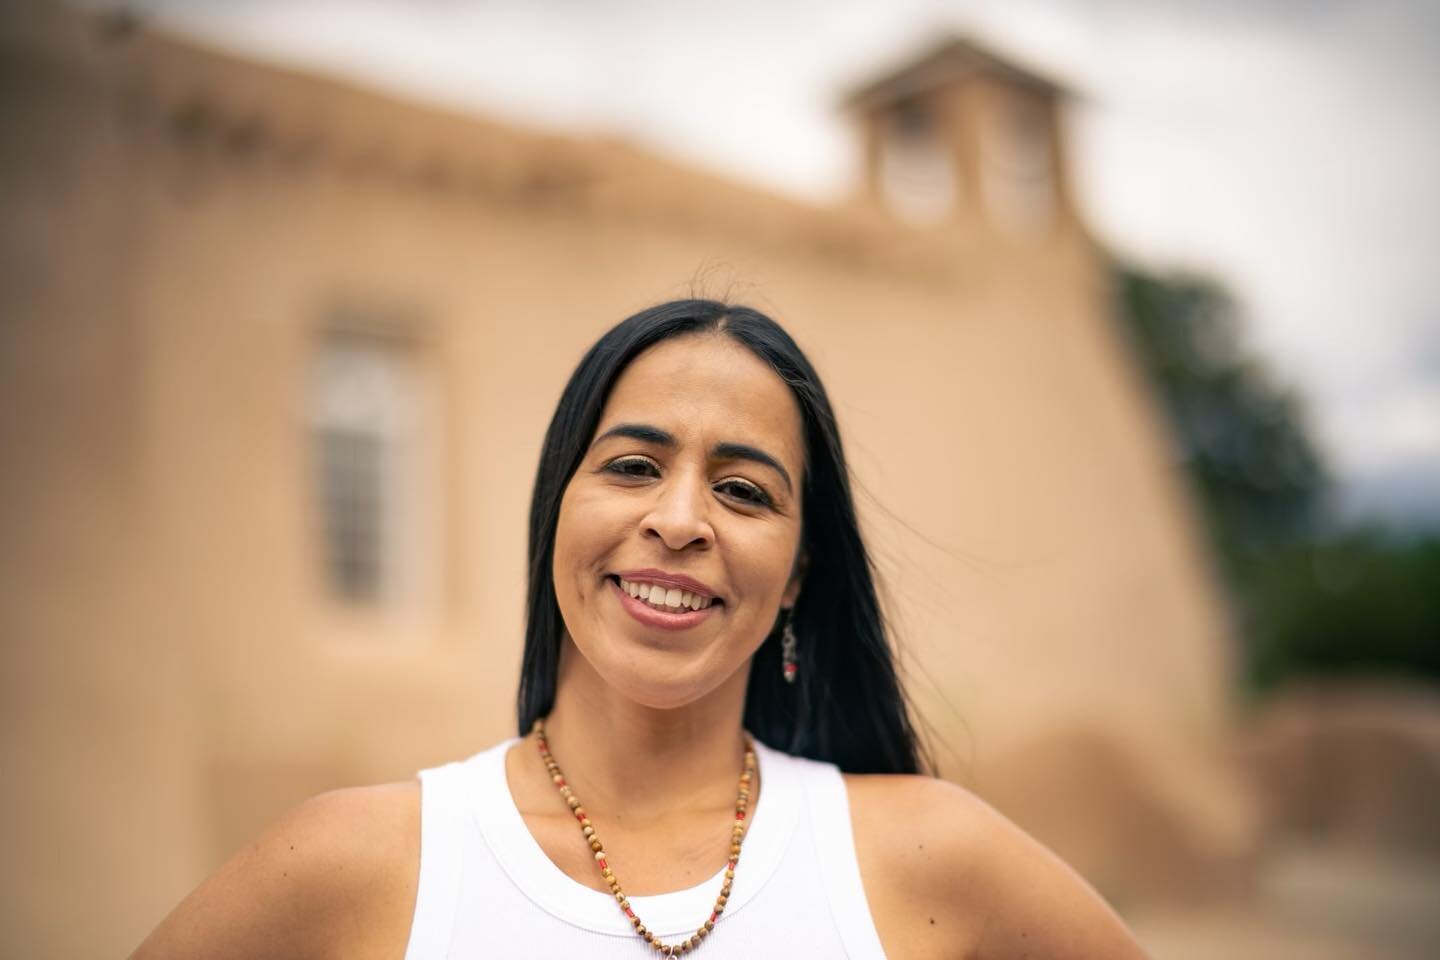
xmin=607 ymin=575 xmax=723 ymax=614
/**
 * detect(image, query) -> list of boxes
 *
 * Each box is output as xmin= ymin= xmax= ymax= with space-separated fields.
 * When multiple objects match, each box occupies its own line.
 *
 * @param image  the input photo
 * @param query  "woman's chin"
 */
xmin=597 ymin=663 xmax=716 ymax=711
xmin=585 ymin=644 xmax=744 ymax=712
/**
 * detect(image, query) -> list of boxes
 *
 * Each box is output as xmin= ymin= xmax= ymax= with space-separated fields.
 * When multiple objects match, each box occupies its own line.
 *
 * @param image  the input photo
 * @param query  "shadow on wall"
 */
xmin=1240 ymin=681 xmax=1440 ymax=856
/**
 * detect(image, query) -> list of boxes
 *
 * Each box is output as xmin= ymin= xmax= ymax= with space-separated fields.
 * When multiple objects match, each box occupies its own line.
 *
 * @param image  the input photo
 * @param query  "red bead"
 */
xmin=598 ymin=858 xmax=608 ymax=870
xmin=625 ymin=905 xmax=635 ymax=918
xmin=575 ymin=811 xmax=586 ymax=822
xmin=709 ymin=912 xmax=718 ymax=924
xmin=735 ymin=810 xmax=744 ymax=820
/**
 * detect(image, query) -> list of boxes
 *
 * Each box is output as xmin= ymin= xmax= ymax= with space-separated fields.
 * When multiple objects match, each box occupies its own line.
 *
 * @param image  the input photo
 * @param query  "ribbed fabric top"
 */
xmin=403 ymin=738 xmax=888 ymax=958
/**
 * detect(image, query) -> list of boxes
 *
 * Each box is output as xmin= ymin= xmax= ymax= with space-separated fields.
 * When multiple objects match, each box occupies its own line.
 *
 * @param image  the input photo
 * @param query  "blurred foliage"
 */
xmin=1246 ymin=532 xmax=1440 ymax=689
xmin=1112 ymin=264 xmax=1440 ymax=692
xmin=1114 ymin=267 xmax=1329 ymax=549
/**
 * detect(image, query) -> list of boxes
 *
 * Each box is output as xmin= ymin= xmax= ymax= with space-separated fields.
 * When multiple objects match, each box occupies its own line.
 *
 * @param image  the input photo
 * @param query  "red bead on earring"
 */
xmin=780 ymin=611 xmax=798 ymax=684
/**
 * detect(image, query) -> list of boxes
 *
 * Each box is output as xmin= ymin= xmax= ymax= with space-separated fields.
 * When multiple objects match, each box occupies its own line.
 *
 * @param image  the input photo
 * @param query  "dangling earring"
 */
xmin=780 ymin=609 xmax=798 ymax=685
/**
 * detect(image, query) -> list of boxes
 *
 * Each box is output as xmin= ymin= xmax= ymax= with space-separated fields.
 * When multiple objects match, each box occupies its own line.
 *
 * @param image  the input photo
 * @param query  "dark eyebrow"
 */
xmin=591 ymin=422 xmax=793 ymax=494
xmin=591 ymin=422 xmax=677 ymax=449
xmin=712 ymin=442 xmax=792 ymax=494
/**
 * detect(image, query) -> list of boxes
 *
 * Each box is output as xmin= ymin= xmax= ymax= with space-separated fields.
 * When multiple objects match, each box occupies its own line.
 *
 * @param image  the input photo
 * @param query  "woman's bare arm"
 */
xmin=849 ymin=774 xmax=1147 ymax=960
xmin=129 ymin=781 xmax=419 ymax=960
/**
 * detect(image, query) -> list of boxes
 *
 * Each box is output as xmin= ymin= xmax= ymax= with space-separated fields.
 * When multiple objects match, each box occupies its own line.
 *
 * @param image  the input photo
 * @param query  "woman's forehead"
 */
xmin=598 ymin=336 xmax=804 ymax=463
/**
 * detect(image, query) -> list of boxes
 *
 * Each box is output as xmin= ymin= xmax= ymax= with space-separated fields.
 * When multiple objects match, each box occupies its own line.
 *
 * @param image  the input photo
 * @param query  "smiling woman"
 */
xmin=130 ymin=300 xmax=1145 ymax=959
xmin=549 ymin=332 xmax=810 ymax=718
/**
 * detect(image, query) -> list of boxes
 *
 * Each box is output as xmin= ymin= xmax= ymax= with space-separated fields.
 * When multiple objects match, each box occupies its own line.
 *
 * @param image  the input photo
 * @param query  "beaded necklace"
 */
xmin=532 ymin=718 xmax=756 ymax=956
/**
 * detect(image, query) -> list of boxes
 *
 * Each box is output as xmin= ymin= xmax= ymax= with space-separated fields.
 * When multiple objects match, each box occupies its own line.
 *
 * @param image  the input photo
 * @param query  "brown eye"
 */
xmin=716 ymin=478 xmax=772 ymax=507
xmin=604 ymin=456 xmax=659 ymax=478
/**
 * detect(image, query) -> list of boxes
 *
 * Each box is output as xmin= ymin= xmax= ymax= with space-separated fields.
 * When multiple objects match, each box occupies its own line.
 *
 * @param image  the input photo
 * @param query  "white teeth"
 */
xmin=618 ymin=578 xmax=714 ymax=612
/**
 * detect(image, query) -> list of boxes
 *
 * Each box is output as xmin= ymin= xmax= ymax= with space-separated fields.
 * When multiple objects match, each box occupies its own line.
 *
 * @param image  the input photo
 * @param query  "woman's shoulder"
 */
xmin=842 ymin=773 xmax=1146 ymax=960
xmin=130 ymin=780 xmax=421 ymax=960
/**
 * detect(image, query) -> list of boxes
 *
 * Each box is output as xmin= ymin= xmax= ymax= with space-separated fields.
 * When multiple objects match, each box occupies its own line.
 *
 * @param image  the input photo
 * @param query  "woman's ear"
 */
xmin=781 ymin=551 xmax=808 ymax=608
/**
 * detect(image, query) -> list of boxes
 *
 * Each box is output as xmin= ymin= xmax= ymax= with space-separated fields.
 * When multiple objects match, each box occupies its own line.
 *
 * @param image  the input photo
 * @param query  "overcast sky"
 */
xmin=95 ymin=0 xmax=1440 ymax=529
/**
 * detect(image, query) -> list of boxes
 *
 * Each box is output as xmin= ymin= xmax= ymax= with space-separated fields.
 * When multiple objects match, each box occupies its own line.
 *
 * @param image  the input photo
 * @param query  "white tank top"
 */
xmin=403 ymin=738 xmax=888 ymax=958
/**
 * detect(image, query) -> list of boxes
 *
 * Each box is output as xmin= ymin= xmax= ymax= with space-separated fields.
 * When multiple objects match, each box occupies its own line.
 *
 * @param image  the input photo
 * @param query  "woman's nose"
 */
xmin=642 ymin=474 xmax=713 ymax=551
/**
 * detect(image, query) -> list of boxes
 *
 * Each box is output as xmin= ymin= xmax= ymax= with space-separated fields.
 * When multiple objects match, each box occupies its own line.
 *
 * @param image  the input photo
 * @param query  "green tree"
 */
xmin=1246 ymin=532 xmax=1440 ymax=688
xmin=1114 ymin=266 xmax=1329 ymax=563
xmin=1111 ymin=264 xmax=1440 ymax=692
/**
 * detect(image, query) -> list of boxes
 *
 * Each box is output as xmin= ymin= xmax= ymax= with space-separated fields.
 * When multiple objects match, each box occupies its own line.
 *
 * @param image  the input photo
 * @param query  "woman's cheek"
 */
xmin=559 ymin=484 xmax=620 ymax=556
xmin=740 ymin=528 xmax=800 ymax=605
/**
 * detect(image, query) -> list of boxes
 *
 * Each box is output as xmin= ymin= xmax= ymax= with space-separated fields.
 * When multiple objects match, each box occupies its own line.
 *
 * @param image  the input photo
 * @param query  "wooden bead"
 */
xmin=535 ymin=718 xmax=754 ymax=957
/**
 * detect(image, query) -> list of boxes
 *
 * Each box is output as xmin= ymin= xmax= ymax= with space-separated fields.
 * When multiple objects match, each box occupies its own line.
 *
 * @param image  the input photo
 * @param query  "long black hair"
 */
xmin=517 ymin=299 xmax=925 ymax=775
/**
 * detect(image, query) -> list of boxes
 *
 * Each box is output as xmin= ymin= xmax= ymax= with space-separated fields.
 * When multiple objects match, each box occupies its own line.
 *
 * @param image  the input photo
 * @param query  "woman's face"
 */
xmin=552 ymin=333 xmax=806 ymax=710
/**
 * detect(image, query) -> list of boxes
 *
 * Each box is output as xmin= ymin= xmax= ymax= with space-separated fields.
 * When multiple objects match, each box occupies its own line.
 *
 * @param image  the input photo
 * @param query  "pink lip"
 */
xmin=614 ymin=568 xmax=721 ymax=601
xmin=610 ymin=577 xmax=719 ymax=632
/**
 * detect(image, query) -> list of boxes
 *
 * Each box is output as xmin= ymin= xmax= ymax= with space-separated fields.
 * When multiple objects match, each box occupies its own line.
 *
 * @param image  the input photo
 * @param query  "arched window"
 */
xmin=880 ymin=99 xmax=958 ymax=226
xmin=309 ymin=328 xmax=420 ymax=605
xmin=981 ymin=91 xmax=1056 ymax=239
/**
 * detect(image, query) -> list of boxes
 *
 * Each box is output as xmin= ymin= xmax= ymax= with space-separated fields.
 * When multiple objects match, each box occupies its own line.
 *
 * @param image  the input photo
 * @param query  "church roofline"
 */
xmin=842 ymin=34 xmax=1069 ymax=113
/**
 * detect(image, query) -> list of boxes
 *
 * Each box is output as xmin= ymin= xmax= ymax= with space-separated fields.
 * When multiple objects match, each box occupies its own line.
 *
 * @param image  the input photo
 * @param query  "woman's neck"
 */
xmin=537 ymin=648 xmax=753 ymax=822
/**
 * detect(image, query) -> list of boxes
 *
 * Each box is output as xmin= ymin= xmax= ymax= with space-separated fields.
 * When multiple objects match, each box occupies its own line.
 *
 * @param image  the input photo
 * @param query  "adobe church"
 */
xmin=1 ymin=3 xmax=1256 ymax=954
